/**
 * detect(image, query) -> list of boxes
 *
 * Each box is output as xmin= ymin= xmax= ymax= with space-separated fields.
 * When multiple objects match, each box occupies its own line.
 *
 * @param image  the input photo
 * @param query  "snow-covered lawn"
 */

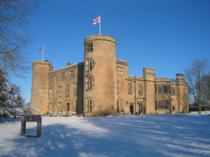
xmin=0 ymin=114 xmax=210 ymax=157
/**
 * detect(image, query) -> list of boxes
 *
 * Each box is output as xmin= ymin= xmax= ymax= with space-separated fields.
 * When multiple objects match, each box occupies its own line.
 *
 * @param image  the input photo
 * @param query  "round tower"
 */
xmin=83 ymin=35 xmax=117 ymax=115
xmin=31 ymin=60 xmax=52 ymax=115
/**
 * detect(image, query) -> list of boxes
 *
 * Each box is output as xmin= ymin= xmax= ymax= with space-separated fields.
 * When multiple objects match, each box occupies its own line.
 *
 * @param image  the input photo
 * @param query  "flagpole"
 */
xmin=42 ymin=44 xmax=45 ymax=62
xmin=42 ymin=51 xmax=44 ymax=62
xmin=99 ymin=15 xmax=101 ymax=35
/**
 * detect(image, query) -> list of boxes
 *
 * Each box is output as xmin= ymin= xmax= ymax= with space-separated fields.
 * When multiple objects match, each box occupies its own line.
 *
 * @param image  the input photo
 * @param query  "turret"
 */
xmin=31 ymin=60 xmax=52 ymax=115
xmin=83 ymin=35 xmax=117 ymax=115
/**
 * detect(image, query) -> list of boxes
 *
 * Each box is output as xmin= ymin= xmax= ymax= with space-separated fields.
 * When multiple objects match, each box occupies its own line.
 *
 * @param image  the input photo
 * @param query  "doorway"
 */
xmin=66 ymin=103 xmax=70 ymax=112
xmin=130 ymin=104 xmax=134 ymax=114
xmin=117 ymin=101 xmax=120 ymax=113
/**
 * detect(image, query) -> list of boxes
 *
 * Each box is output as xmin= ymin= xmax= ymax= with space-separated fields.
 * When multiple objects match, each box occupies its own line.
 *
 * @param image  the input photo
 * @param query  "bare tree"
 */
xmin=200 ymin=75 xmax=210 ymax=109
xmin=0 ymin=0 xmax=35 ymax=76
xmin=185 ymin=59 xmax=210 ymax=114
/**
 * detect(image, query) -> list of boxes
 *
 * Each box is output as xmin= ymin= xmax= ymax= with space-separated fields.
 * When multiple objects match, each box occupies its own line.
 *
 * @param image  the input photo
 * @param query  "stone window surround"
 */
xmin=86 ymin=98 xmax=93 ymax=112
xmin=85 ymin=58 xmax=95 ymax=71
xmin=86 ymin=42 xmax=93 ymax=52
xmin=128 ymin=81 xmax=133 ymax=95
xmin=85 ymin=75 xmax=94 ymax=90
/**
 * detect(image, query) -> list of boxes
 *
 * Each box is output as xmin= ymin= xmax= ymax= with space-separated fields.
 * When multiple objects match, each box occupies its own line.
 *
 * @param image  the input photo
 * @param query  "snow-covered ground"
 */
xmin=187 ymin=111 xmax=210 ymax=115
xmin=0 ymin=114 xmax=210 ymax=157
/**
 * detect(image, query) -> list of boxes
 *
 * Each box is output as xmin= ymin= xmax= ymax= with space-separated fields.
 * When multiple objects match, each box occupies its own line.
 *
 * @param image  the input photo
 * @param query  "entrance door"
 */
xmin=130 ymin=104 xmax=134 ymax=114
xmin=66 ymin=103 xmax=70 ymax=112
xmin=137 ymin=103 xmax=141 ymax=115
xmin=117 ymin=102 xmax=120 ymax=113
xmin=139 ymin=102 xmax=145 ymax=114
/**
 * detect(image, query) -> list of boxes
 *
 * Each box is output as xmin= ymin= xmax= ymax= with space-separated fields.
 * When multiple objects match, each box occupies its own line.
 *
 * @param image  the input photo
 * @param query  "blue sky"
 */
xmin=11 ymin=0 xmax=210 ymax=102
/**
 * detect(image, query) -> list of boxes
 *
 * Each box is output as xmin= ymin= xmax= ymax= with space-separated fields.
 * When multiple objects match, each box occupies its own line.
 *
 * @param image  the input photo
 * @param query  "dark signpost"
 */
xmin=21 ymin=115 xmax=42 ymax=137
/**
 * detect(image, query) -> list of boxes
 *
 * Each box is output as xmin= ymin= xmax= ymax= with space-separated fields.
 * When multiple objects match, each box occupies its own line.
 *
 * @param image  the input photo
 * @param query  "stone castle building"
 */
xmin=31 ymin=35 xmax=189 ymax=116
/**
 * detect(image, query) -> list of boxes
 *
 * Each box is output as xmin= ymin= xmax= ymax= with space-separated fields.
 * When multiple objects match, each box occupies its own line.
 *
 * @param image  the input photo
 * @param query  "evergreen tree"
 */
xmin=0 ymin=69 xmax=24 ymax=117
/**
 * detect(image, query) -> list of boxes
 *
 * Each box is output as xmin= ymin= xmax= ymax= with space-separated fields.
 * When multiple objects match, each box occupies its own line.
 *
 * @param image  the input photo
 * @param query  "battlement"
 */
xmin=84 ymin=35 xmax=116 ymax=44
xmin=143 ymin=67 xmax=155 ymax=75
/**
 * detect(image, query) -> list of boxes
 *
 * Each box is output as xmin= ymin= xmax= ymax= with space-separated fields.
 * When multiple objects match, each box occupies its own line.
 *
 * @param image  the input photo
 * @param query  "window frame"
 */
xmin=128 ymin=81 xmax=133 ymax=95
xmin=87 ymin=42 xmax=93 ymax=52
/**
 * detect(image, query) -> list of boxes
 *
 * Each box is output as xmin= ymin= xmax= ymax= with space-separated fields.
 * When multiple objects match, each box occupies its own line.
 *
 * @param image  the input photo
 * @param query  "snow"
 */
xmin=0 ymin=114 xmax=210 ymax=157
xmin=187 ymin=111 xmax=210 ymax=115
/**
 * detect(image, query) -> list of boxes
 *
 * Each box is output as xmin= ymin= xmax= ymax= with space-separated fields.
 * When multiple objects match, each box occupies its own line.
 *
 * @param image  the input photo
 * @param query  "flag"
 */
xmin=92 ymin=16 xmax=101 ymax=25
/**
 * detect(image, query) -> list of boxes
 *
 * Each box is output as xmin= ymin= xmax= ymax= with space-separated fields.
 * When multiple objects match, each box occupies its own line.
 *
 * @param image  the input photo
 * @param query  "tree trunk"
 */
xmin=199 ymin=103 xmax=201 ymax=114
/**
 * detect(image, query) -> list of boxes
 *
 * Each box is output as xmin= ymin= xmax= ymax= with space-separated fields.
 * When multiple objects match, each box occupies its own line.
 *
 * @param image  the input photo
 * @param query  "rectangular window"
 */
xmin=87 ymin=42 xmax=93 ymax=52
xmin=60 ymin=72 xmax=65 ymax=80
xmin=85 ymin=76 xmax=94 ymax=90
xmin=117 ymin=80 xmax=120 ymax=95
xmin=49 ymin=76 xmax=53 ymax=89
xmin=85 ymin=77 xmax=89 ymax=90
xmin=158 ymin=86 xmax=163 ymax=94
xmin=49 ymin=89 xmax=52 ymax=98
xmin=163 ymin=85 xmax=170 ymax=94
xmin=85 ymin=60 xmax=89 ymax=70
xmin=89 ymin=59 xmax=94 ymax=71
xmin=157 ymin=100 xmax=170 ymax=110
xmin=70 ymin=71 xmax=75 ymax=79
xmin=86 ymin=99 xmax=93 ymax=112
xmin=89 ymin=77 xmax=93 ymax=89
xmin=171 ymin=87 xmax=175 ymax=95
xmin=157 ymin=85 xmax=171 ymax=95
xmin=138 ymin=85 xmax=143 ymax=96
xmin=89 ymin=100 xmax=93 ymax=112
xmin=85 ymin=58 xmax=95 ymax=71
xmin=58 ymin=86 xmax=62 ymax=98
xmin=128 ymin=82 xmax=133 ymax=95
xmin=65 ymin=84 xmax=70 ymax=97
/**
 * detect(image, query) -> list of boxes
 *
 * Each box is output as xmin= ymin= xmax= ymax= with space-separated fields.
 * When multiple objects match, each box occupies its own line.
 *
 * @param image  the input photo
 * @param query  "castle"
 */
xmin=31 ymin=35 xmax=189 ymax=116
